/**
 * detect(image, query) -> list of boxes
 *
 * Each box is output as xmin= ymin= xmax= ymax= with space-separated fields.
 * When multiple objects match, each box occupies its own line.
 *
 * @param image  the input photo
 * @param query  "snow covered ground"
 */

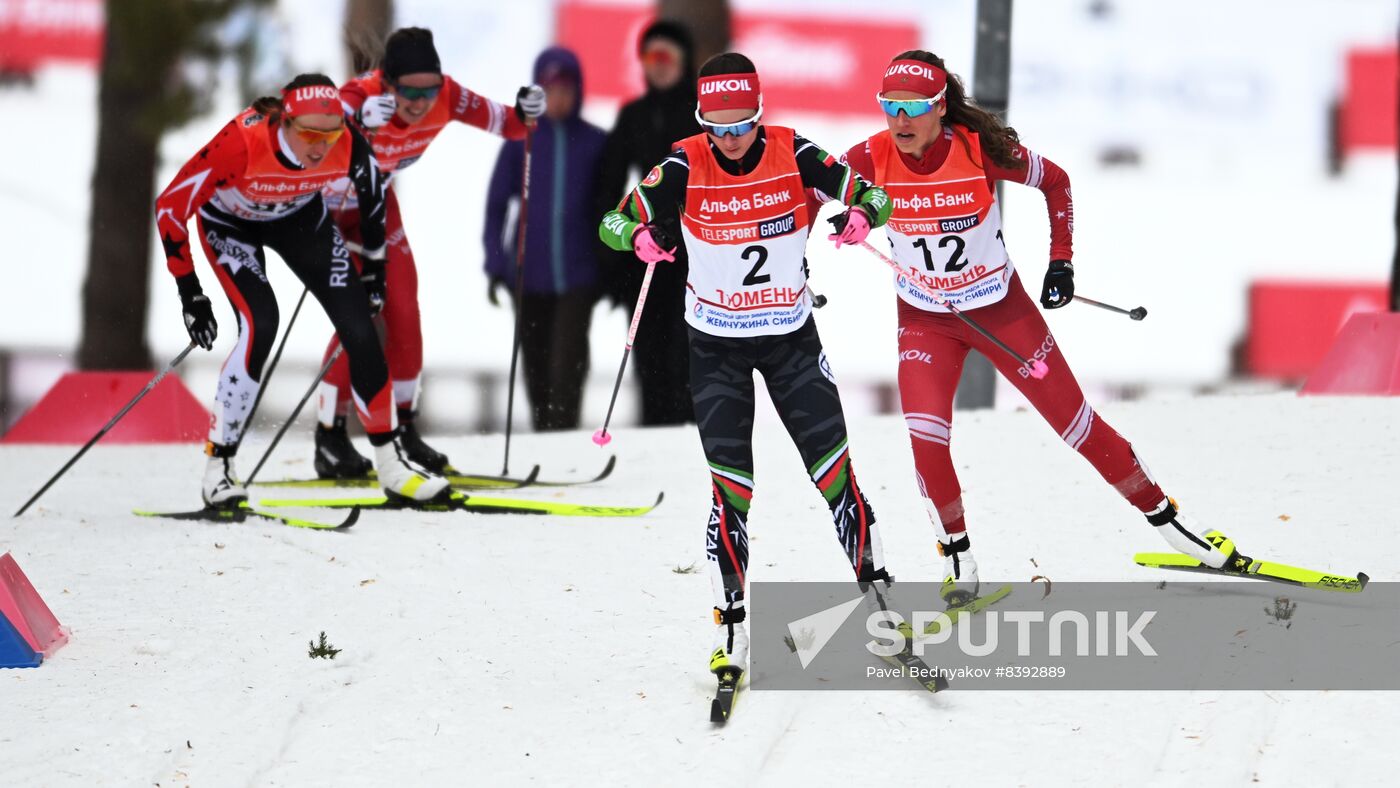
xmin=2 ymin=392 xmax=1395 ymax=785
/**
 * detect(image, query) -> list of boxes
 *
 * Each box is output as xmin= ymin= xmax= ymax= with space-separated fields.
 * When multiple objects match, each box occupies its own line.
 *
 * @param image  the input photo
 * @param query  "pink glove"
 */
xmin=828 ymin=208 xmax=871 ymax=249
xmin=633 ymin=226 xmax=676 ymax=264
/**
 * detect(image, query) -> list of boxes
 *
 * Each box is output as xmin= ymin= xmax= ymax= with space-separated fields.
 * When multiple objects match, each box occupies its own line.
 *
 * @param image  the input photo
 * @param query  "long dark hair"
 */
xmin=249 ymin=73 xmax=338 ymax=124
xmin=893 ymin=49 xmax=1024 ymax=170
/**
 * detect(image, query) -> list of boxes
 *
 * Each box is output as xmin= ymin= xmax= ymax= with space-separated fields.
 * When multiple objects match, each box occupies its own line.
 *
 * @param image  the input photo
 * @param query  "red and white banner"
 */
xmin=556 ymin=0 xmax=921 ymax=118
xmin=0 ymin=0 xmax=103 ymax=70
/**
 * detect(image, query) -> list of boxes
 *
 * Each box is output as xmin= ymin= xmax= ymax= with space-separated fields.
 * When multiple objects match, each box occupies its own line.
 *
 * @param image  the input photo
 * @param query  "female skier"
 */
xmin=599 ymin=53 xmax=895 ymax=678
xmin=155 ymin=73 xmax=449 ymax=506
xmin=312 ymin=27 xmax=545 ymax=477
xmin=842 ymin=50 xmax=1248 ymax=600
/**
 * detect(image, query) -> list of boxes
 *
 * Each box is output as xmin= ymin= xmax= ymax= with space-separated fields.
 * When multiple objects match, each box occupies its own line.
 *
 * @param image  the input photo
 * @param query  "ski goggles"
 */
xmin=392 ymin=81 xmax=443 ymax=101
xmin=876 ymin=89 xmax=946 ymax=118
xmin=289 ymin=120 xmax=345 ymax=145
xmin=694 ymin=105 xmax=764 ymax=138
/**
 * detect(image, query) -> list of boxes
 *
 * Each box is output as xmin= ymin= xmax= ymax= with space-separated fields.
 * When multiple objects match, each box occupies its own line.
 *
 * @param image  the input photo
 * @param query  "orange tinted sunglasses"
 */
xmin=641 ymin=49 xmax=677 ymax=66
xmin=290 ymin=120 xmax=345 ymax=145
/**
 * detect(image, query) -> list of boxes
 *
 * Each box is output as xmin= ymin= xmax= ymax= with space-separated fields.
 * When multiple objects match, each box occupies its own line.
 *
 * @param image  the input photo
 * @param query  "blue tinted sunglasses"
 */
xmin=877 ymin=90 xmax=946 ymax=118
xmin=393 ymin=82 xmax=442 ymax=101
xmin=695 ymin=105 xmax=764 ymax=138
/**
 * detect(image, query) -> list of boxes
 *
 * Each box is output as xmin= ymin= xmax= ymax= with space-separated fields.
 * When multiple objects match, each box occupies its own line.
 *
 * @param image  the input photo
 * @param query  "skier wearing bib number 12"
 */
xmin=599 ymin=53 xmax=895 ymax=682
xmin=839 ymin=50 xmax=1251 ymax=602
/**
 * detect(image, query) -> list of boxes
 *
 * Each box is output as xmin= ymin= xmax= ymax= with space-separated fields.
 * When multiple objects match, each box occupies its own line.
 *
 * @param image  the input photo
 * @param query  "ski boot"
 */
xmin=397 ymin=408 xmax=450 ymax=474
xmin=710 ymin=605 xmax=749 ymax=677
xmin=709 ymin=605 xmax=748 ymax=723
xmin=374 ymin=431 xmax=450 ymax=503
xmin=859 ymin=568 xmax=915 ymax=638
xmin=937 ymin=534 xmax=979 ymax=607
xmin=202 ymin=442 xmax=247 ymax=509
xmin=314 ymin=416 xmax=374 ymax=479
xmin=1146 ymin=498 xmax=1251 ymax=572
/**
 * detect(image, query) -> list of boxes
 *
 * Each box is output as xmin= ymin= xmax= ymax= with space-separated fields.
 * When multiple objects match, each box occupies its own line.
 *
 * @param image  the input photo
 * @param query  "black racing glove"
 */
xmin=177 ymin=274 xmax=217 ymax=350
xmin=648 ymin=219 xmax=679 ymax=252
xmin=1039 ymin=260 xmax=1075 ymax=309
xmin=487 ymin=275 xmax=506 ymax=307
xmin=360 ymin=258 xmax=386 ymax=316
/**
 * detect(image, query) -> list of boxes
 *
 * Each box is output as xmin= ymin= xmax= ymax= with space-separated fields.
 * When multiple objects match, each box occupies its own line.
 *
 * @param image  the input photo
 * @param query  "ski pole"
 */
xmin=501 ymin=124 xmax=534 ymax=474
xmin=1074 ymin=294 xmax=1147 ymax=321
xmin=241 ymin=287 xmax=308 ymax=431
xmin=855 ymin=240 xmax=1048 ymax=379
xmin=592 ymin=259 xmax=659 ymax=447
xmin=245 ymin=344 xmax=342 ymax=485
xmin=14 ymin=342 xmax=198 ymax=517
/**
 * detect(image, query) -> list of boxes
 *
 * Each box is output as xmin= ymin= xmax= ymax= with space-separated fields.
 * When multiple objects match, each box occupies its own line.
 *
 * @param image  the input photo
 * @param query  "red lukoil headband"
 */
xmin=881 ymin=60 xmax=947 ymax=99
xmin=282 ymin=84 xmax=342 ymax=117
xmin=697 ymin=73 xmax=761 ymax=114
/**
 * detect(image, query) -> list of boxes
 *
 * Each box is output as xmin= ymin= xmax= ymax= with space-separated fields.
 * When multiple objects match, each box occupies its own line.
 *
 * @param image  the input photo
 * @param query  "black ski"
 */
xmin=711 ymin=667 xmax=743 ymax=724
xmin=878 ymin=648 xmax=951 ymax=693
xmin=531 ymin=455 xmax=617 ymax=487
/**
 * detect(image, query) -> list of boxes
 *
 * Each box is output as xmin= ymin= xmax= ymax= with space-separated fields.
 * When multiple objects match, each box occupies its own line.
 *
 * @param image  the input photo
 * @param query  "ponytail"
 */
xmin=891 ymin=49 xmax=1025 ymax=171
xmin=250 ymin=95 xmax=282 ymax=122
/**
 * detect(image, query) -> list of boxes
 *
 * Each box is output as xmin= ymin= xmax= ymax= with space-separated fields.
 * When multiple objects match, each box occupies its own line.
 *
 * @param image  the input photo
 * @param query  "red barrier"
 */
xmin=1340 ymin=47 xmax=1398 ymax=155
xmin=0 ymin=553 xmax=68 ymax=657
xmin=1245 ymin=280 xmax=1388 ymax=379
xmin=1 ymin=371 xmax=208 ymax=444
xmin=1300 ymin=313 xmax=1400 ymax=396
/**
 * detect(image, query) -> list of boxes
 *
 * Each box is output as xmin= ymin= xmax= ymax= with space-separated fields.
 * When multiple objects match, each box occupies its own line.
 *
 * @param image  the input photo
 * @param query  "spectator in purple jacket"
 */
xmin=484 ymin=46 xmax=606 ymax=431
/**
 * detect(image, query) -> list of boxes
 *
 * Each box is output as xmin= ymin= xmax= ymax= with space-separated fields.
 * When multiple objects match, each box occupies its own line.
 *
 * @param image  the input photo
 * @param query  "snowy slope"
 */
xmin=1 ymin=392 xmax=1395 ymax=785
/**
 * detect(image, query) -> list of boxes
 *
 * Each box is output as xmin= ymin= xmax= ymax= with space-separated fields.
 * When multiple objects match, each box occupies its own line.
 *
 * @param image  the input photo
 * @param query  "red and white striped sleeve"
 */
xmin=986 ymin=141 xmax=1073 ymax=262
xmin=445 ymin=76 xmax=528 ymax=140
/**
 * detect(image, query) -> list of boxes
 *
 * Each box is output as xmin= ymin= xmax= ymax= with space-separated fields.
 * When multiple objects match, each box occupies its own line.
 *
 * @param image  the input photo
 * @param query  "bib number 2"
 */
xmin=741 ymin=245 xmax=770 ymax=286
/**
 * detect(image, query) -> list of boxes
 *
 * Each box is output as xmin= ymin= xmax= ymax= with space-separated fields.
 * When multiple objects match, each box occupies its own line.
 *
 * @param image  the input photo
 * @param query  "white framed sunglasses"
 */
xmin=876 ymin=88 xmax=947 ymax=118
xmin=695 ymin=101 xmax=764 ymax=138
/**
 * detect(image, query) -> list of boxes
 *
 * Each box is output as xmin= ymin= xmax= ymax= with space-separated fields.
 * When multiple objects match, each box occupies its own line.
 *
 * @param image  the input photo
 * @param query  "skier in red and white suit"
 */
xmin=843 ymin=51 xmax=1251 ymax=599
xmin=312 ymin=27 xmax=545 ymax=477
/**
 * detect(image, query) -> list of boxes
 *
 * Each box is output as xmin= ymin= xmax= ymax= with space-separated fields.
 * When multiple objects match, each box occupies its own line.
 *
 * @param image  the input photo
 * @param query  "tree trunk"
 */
xmin=954 ymin=0 xmax=1015 ymax=410
xmin=77 ymin=6 xmax=159 ymax=370
xmin=344 ymin=0 xmax=394 ymax=74
xmin=658 ymin=0 xmax=730 ymax=67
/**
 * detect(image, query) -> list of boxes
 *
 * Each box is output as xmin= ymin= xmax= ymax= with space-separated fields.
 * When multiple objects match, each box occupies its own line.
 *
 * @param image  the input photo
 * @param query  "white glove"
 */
xmin=357 ymin=94 xmax=397 ymax=129
xmin=343 ymin=240 xmax=386 ymax=261
xmin=515 ymin=84 xmax=546 ymax=121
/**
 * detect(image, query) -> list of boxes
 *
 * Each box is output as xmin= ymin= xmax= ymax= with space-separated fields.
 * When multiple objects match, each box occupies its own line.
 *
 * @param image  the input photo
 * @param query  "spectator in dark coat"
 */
xmin=594 ymin=19 xmax=700 ymax=426
xmin=485 ymin=46 xmax=606 ymax=431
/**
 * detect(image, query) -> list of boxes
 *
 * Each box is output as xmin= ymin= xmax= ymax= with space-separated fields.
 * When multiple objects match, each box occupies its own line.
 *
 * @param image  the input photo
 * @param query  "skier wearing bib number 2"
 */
xmin=840 ymin=50 xmax=1251 ymax=602
xmin=599 ymin=53 xmax=895 ymax=681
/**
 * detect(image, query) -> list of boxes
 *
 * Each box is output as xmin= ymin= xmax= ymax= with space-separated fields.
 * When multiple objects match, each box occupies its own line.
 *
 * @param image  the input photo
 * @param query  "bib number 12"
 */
xmin=741 ymin=245 xmax=770 ymax=286
xmin=913 ymin=236 xmax=968 ymax=273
